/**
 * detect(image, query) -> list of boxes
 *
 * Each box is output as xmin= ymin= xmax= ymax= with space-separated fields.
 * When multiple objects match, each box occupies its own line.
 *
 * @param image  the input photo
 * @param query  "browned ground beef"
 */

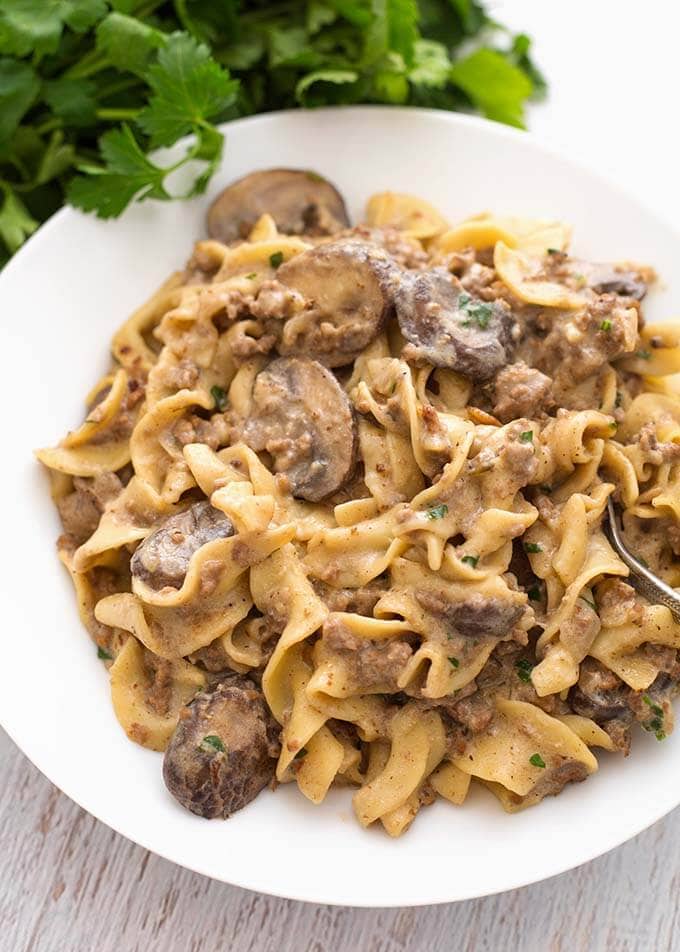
xmin=323 ymin=615 xmax=412 ymax=690
xmin=492 ymin=361 xmax=554 ymax=423
xmin=57 ymin=472 xmax=123 ymax=545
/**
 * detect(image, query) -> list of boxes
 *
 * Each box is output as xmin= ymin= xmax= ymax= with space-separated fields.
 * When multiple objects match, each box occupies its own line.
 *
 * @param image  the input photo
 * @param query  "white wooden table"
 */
xmin=4 ymin=2 xmax=680 ymax=948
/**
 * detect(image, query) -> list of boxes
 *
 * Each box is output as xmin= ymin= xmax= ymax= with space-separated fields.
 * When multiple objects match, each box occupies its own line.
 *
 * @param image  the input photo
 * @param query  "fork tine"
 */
xmin=606 ymin=498 xmax=680 ymax=623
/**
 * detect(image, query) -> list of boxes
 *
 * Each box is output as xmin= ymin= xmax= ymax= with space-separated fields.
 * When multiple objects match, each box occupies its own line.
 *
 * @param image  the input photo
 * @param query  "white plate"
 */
xmin=2 ymin=107 xmax=679 ymax=907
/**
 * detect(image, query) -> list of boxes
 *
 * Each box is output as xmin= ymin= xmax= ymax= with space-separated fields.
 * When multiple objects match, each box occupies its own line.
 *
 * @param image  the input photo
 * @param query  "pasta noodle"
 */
xmin=36 ymin=168 xmax=680 ymax=832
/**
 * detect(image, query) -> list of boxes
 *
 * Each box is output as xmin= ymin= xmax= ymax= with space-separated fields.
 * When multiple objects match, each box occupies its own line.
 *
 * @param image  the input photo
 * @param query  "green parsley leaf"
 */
xmin=0 ymin=58 xmax=39 ymax=149
xmin=539 ymin=484 xmax=552 ymax=494
xmin=656 ymin=731 xmax=667 ymax=741
xmin=636 ymin=349 xmax=652 ymax=361
xmin=519 ymin=430 xmax=533 ymax=443
xmin=409 ymin=39 xmax=451 ymax=88
xmin=516 ymin=658 xmax=534 ymax=682
xmin=523 ymin=542 xmax=542 ymax=553
xmin=67 ymin=125 xmax=169 ymax=218
xmin=96 ymin=12 xmax=166 ymax=76
xmin=0 ymin=186 xmax=37 ymax=253
xmin=269 ymin=250 xmax=284 ymax=268
xmin=448 ymin=656 xmax=460 ymax=668
xmin=459 ymin=293 xmax=493 ymax=329
xmin=97 ymin=645 xmax=113 ymax=660
xmin=615 ymin=390 xmax=623 ymax=408
xmin=426 ymin=503 xmax=449 ymax=520
xmin=210 ymin=384 xmax=227 ymax=411
xmin=245 ymin=272 xmax=257 ymax=280
xmin=642 ymin=695 xmax=664 ymax=718
xmin=527 ymin=585 xmax=541 ymax=602
xmin=294 ymin=746 xmax=308 ymax=759
xmin=137 ymin=33 xmax=238 ymax=148
xmin=296 ymin=69 xmax=359 ymax=106
xmin=461 ymin=554 xmax=479 ymax=568
xmin=43 ymin=77 xmax=97 ymax=127
xmin=529 ymin=752 xmax=546 ymax=768
xmin=0 ymin=0 xmax=107 ymax=57
xmin=450 ymin=48 xmax=533 ymax=128
xmin=600 ymin=319 xmax=612 ymax=332
xmin=200 ymin=734 xmax=226 ymax=753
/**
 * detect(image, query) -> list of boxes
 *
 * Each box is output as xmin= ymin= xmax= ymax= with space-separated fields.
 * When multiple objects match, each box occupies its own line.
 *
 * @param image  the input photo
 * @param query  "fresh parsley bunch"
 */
xmin=0 ymin=0 xmax=545 ymax=265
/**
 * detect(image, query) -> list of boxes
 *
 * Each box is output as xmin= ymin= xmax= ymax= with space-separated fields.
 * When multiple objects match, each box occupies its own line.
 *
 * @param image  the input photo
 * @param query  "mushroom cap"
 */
xmin=130 ymin=500 xmax=234 ymax=592
xmin=394 ymin=267 xmax=516 ymax=379
xmin=277 ymin=239 xmax=396 ymax=367
xmin=243 ymin=356 xmax=357 ymax=502
xmin=163 ymin=678 xmax=279 ymax=819
xmin=207 ymin=168 xmax=349 ymax=243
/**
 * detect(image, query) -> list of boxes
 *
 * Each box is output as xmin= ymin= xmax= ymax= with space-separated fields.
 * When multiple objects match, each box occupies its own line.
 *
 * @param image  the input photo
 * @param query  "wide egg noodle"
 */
xmin=36 ymin=190 xmax=680 ymax=833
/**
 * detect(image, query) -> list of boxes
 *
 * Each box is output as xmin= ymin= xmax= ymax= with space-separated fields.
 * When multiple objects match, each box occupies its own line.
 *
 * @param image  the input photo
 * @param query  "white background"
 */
xmin=2 ymin=2 xmax=680 ymax=949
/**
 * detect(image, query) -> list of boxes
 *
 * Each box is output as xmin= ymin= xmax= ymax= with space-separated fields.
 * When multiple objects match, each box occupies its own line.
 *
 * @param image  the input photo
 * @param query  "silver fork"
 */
xmin=605 ymin=498 xmax=680 ymax=623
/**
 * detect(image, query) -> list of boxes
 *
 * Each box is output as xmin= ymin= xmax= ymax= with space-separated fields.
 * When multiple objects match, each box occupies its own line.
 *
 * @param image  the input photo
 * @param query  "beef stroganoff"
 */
xmin=36 ymin=168 xmax=680 ymax=833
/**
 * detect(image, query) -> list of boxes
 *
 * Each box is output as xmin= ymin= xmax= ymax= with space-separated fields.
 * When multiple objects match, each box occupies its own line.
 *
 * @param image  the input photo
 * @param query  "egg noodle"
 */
xmin=37 ymin=182 xmax=680 ymax=834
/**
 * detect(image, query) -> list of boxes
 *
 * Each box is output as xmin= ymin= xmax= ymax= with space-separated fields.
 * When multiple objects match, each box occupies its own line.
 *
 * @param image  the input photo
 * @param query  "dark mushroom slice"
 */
xmin=243 ymin=356 xmax=357 ymax=502
xmin=163 ymin=677 xmax=280 ymax=819
xmin=394 ymin=268 xmax=517 ymax=380
xmin=276 ymin=240 xmax=396 ymax=367
xmin=207 ymin=168 xmax=350 ymax=242
xmin=131 ymin=500 xmax=234 ymax=592
xmin=545 ymin=253 xmax=648 ymax=300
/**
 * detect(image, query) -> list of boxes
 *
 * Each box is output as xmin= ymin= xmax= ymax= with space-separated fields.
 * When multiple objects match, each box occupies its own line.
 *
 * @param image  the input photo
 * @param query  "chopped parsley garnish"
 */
xmin=97 ymin=646 xmax=113 ymax=661
xmin=448 ymin=657 xmax=460 ymax=669
xmin=210 ymin=385 xmax=227 ymax=411
xmin=643 ymin=695 xmax=664 ymax=718
xmin=529 ymin=753 xmax=546 ymax=768
xmin=636 ymin=349 xmax=652 ymax=361
xmin=245 ymin=272 xmax=257 ymax=280
xmin=461 ymin=554 xmax=479 ymax=568
xmin=458 ymin=293 xmax=494 ymax=330
xmin=527 ymin=585 xmax=542 ymax=602
xmin=269 ymin=251 xmax=284 ymax=269
xmin=294 ymin=747 xmax=308 ymax=760
xmin=200 ymin=735 xmax=226 ymax=753
xmin=516 ymin=658 xmax=534 ymax=682
xmin=524 ymin=542 xmax=542 ymax=553
xmin=615 ymin=390 xmax=623 ymax=408
xmin=547 ymin=247 xmax=561 ymax=255
xmin=426 ymin=503 xmax=449 ymax=520
xmin=609 ymin=421 xmax=618 ymax=430
xmin=519 ymin=430 xmax=534 ymax=443
xmin=540 ymin=484 xmax=552 ymax=494
xmin=655 ymin=731 xmax=667 ymax=741
xmin=579 ymin=595 xmax=597 ymax=611
xmin=600 ymin=319 xmax=612 ymax=332
xmin=638 ymin=557 xmax=649 ymax=569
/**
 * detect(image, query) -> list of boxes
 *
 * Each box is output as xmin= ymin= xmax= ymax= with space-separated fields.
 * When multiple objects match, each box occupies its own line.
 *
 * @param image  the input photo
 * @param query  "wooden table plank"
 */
xmin=1 ymin=728 xmax=677 ymax=952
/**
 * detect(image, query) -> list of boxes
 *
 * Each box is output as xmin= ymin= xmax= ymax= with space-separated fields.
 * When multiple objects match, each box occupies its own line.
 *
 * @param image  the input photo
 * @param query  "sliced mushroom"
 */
xmin=415 ymin=590 xmax=525 ymax=638
xmin=131 ymin=500 xmax=234 ymax=591
xmin=242 ymin=356 xmax=357 ymax=502
xmin=207 ymin=168 xmax=349 ymax=243
xmin=545 ymin=252 xmax=648 ymax=300
xmin=163 ymin=677 xmax=279 ymax=819
xmin=276 ymin=239 xmax=395 ymax=367
xmin=394 ymin=268 xmax=517 ymax=379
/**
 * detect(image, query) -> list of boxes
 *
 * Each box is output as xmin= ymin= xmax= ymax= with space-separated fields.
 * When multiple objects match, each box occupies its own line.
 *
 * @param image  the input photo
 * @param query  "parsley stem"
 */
xmin=96 ymin=108 xmax=142 ymax=121
xmin=35 ymin=117 xmax=63 ymax=136
xmin=63 ymin=52 xmax=111 ymax=81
